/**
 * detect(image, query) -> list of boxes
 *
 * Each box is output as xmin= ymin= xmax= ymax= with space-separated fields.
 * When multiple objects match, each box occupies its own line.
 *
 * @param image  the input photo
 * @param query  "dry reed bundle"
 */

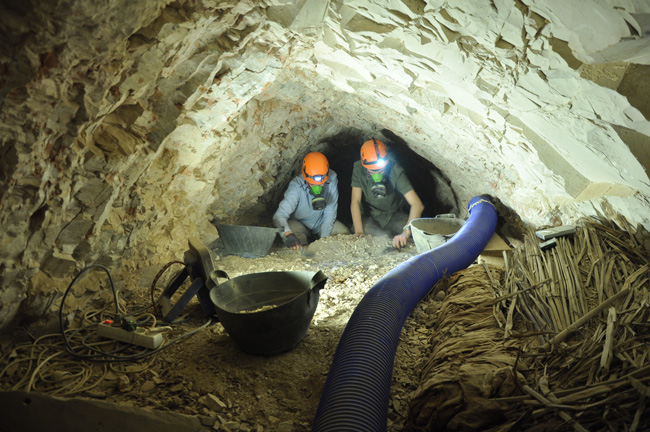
xmin=490 ymin=219 xmax=650 ymax=431
xmin=407 ymin=265 xmax=523 ymax=431
xmin=407 ymin=219 xmax=650 ymax=431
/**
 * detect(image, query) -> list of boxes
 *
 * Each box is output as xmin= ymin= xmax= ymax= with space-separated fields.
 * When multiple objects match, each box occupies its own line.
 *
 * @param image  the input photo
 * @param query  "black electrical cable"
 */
xmin=59 ymin=265 xmax=120 ymax=355
xmin=59 ymin=264 xmax=215 ymax=362
xmin=150 ymin=260 xmax=186 ymax=316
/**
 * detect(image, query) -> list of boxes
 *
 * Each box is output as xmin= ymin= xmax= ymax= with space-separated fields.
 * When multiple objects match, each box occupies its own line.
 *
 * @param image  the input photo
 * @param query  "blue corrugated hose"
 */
xmin=312 ymin=196 xmax=498 ymax=431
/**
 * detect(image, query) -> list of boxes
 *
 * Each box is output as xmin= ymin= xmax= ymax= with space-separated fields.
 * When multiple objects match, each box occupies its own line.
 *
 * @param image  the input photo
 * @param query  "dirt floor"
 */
xmin=112 ymin=234 xmax=442 ymax=431
xmin=2 ymin=233 xmax=446 ymax=431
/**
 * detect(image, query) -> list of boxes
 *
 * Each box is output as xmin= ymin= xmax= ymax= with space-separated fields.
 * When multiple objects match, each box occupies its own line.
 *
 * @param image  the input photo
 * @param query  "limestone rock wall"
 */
xmin=1 ymin=0 xmax=650 ymax=331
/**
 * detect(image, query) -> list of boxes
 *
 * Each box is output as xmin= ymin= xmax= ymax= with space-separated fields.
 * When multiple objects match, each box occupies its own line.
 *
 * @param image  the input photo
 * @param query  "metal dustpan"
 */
xmin=213 ymin=222 xmax=278 ymax=258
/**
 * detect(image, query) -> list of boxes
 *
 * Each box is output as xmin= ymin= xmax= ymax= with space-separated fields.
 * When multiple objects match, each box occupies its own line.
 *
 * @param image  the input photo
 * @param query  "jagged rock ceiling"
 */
xmin=1 ymin=0 xmax=650 ymax=330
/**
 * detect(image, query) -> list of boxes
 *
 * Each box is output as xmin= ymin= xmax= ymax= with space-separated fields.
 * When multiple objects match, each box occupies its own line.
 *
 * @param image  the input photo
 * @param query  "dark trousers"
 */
xmin=362 ymin=211 xmax=409 ymax=237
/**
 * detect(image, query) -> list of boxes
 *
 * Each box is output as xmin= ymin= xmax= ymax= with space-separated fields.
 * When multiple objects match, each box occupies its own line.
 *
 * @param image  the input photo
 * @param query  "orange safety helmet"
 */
xmin=302 ymin=152 xmax=329 ymax=185
xmin=360 ymin=138 xmax=389 ymax=171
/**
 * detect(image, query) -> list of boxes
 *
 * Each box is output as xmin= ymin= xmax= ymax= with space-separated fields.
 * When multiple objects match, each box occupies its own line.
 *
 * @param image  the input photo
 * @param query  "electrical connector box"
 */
xmin=96 ymin=323 xmax=163 ymax=349
xmin=540 ymin=238 xmax=557 ymax=251
xmin=535 ymin=225 xmax=576 ymax=241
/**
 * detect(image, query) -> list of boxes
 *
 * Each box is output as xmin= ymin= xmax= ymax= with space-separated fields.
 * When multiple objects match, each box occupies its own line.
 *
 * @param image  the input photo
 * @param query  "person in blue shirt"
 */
xmin=273 ymin=152 xmax=349 ymax=249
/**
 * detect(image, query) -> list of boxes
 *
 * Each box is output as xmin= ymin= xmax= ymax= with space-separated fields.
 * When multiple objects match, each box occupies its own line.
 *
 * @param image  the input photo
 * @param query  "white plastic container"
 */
xmin=409 ymin=214 xmax=465 ymax=254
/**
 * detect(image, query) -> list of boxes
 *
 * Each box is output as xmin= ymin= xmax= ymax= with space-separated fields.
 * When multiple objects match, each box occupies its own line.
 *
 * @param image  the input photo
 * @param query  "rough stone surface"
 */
xmin=1 ymin=0 xmax=650 ymax=333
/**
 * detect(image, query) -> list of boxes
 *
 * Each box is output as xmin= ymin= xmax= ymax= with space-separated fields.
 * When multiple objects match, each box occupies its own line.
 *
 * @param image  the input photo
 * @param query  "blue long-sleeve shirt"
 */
xmin=273 ymin=170 xmax=340 ymax=238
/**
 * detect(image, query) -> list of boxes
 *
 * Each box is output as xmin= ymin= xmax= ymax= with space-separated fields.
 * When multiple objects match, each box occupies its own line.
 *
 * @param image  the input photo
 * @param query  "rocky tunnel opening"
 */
xmin=256 ymin=127 xmax=459 ymax=231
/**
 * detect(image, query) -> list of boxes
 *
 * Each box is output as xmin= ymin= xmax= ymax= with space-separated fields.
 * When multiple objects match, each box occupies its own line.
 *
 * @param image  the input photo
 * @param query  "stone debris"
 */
xmin=200 ymin=393 xmax=228 ymax=413
xmin=141 ymin=381 xmax=156 ymax=392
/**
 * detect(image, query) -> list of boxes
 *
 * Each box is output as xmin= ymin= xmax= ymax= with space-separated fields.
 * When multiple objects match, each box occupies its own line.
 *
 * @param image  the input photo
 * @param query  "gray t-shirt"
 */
xmin=351 ymin=160 xmax=413 ymax=228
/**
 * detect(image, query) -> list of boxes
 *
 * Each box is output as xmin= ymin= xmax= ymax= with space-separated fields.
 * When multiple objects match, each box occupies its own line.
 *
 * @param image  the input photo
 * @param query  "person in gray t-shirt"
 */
xmin=350 ymin=138 xmax=424 ymax=249
xmin=273 ymin=152 xmax=348 ymax=249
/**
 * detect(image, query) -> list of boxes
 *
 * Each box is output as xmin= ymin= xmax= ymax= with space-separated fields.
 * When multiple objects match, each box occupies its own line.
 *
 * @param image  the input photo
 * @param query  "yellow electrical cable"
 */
xmin=0 ymin=356 xmax=37 ymax=380
xmin=133 ymin=312 xmax=157 ymax=328
xmin=61 ymin=364 xmax=108 ymax=397
xmin=56 ymin=365 xmax=92 ymax=396
xmin=26 ymin=350 xmax=64 ymax=392
xmin=1 ymin=264 xmax=213 ymax=398
xmin=83 ymin=304 xmax=115 ymax=322
xmin=10 ymin=357 xmax=35 ymax=391
xmin=38 ymin=362 xmax=87 ymax=395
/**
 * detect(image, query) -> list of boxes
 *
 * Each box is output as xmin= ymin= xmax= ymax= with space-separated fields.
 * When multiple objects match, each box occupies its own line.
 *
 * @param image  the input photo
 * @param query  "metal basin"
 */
xmin=210 ymin=270 xmax=328 ymax=356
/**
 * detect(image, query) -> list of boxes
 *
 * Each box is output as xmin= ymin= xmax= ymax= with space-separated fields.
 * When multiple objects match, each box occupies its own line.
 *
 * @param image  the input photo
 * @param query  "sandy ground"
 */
xmin=103 ymin=233 xmax=441 ymax=431
xmin=0 ymin=232 xmax=449 ymax=431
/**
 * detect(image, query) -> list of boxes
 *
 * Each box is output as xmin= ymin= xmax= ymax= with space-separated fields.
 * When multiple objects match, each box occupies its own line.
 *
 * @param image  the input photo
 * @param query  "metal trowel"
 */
xmin=300 ymin=246 xmax=315 ymax=258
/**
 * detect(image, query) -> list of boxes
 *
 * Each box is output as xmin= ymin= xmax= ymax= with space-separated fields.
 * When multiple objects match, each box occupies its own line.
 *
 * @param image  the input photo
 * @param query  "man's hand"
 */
xmin=284 ymin=232 xmax=301 ymax=250
xmin=393 ymin=230 xmax=410 ymax=250
xmin=353 ymin=231 xmax=365 ymax=237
